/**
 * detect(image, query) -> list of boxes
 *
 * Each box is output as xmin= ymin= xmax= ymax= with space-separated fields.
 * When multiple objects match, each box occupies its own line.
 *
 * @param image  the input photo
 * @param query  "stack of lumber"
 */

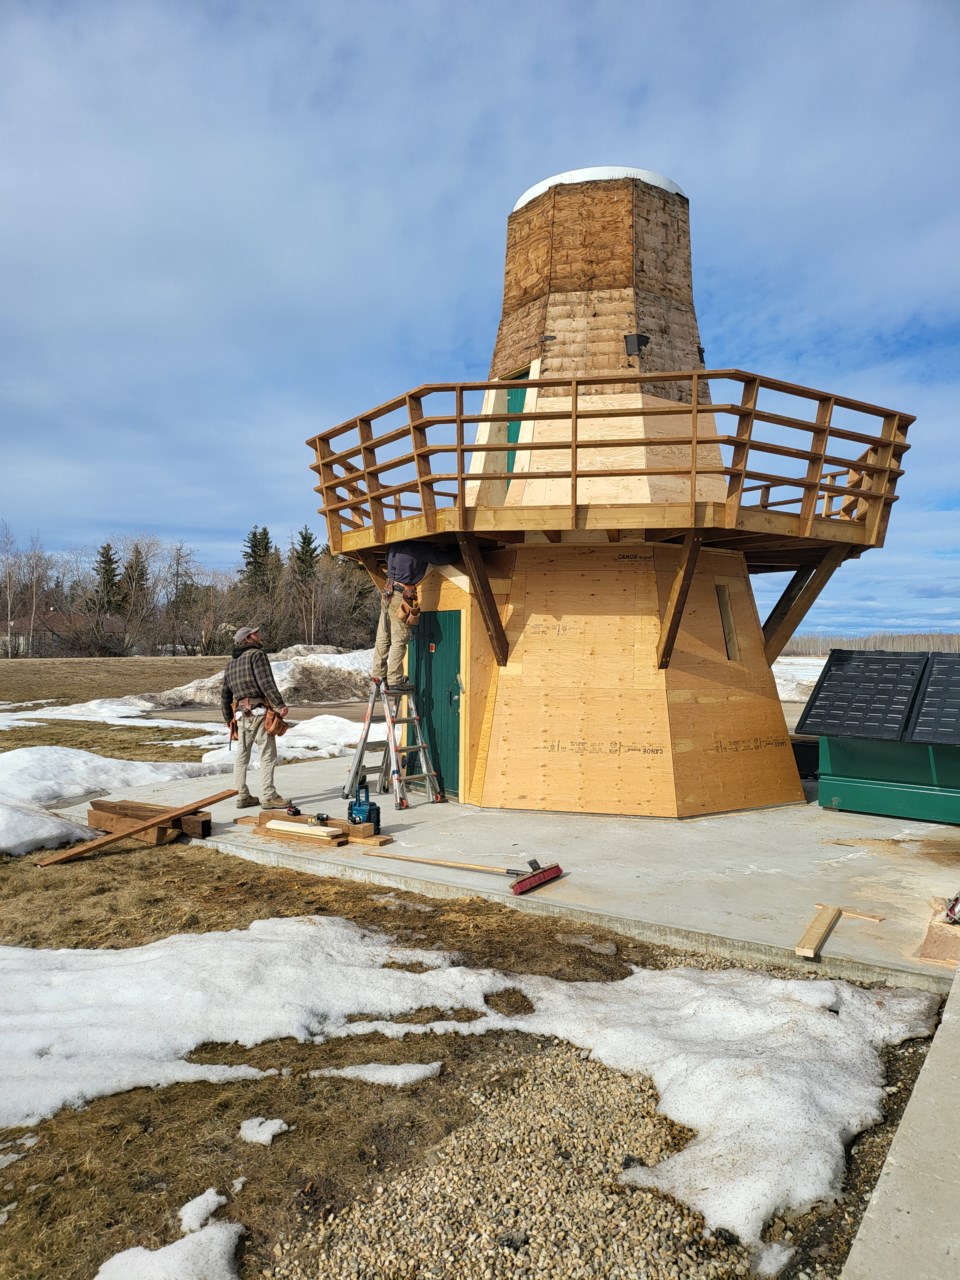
xmin=87 ymin=799 xmax=213 ymax=846
xmin=234 ymin=811 xmax=393 ymax=849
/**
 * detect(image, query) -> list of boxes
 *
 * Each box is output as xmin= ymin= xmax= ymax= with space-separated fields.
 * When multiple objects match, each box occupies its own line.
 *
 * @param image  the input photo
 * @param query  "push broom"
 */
xmin=359 ymin=850 xmax=563 ymax=895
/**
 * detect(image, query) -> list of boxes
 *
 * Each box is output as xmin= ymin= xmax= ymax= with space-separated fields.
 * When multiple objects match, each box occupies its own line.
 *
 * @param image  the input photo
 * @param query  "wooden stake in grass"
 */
xmin=36 ymin=790 xmax=238 ymax=867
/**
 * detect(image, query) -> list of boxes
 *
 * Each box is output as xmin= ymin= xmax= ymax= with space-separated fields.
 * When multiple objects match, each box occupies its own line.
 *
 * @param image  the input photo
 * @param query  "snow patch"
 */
xmin=94 ymin=1221 xmax=244 ymax=1279
xmin=0 ymin=796 xmax=93 ymax=857
xmin=0 ymin=746 xmax=229 ymax=807
xmin=313 ymin=1061 xmax=443 ymax=1087
xmin=772 ymin=656 xmax=827 ymax=703
xmin=238 ymin=1117 xmax=289 ymax=1145
xmin=178 ymin=1187 xmax=228 ymax=1233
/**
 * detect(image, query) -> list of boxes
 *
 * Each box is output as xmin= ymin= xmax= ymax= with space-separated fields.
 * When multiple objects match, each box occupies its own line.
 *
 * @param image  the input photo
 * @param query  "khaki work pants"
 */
xmin=233 ymin=711 xmax=279 ymax=801
xmin=372 ymin=591 xmax=412 ymax=685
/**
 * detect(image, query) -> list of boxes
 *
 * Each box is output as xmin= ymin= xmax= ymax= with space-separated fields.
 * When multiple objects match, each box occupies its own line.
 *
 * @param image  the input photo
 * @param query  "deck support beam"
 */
xmin=657 ymin=530 xmax=704 ymax=669
xmin=352 ymin=550 xmax=387 ymax=591
xmin=762 ymin=545 xmax=848 ymax=664
xmin=456 ymin=532 xmax=509 ymax=666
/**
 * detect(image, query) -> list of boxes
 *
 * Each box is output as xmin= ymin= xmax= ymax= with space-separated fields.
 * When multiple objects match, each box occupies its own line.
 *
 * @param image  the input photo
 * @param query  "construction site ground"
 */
xmin=0 ymin=660 xmax=948 ymax=1280
xmin=48 ymin=728 xmax=960 ymax=1279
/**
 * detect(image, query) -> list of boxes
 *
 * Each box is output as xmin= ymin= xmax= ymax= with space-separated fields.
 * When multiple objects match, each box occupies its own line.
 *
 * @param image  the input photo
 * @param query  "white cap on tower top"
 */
xmin=512 ymin=166 xmax=685 ymax=211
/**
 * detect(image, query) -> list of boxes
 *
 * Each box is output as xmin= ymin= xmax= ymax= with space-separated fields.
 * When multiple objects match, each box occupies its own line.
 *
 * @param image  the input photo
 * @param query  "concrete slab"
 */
xmin=57 ymin=752 xmax=960 ymax=993
xmin=841 ymin=968 xmax=960 ymax=1280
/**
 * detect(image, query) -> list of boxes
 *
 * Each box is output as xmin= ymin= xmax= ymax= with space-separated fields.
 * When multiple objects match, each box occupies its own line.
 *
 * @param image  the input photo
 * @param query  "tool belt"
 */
xmin=384 ymin=579 xmax=421 ymax=626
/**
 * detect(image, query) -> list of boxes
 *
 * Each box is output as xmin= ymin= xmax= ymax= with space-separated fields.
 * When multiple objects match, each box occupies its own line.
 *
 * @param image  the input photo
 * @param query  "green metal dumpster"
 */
xmin=798 ymin=651 xmax=960 ymax=823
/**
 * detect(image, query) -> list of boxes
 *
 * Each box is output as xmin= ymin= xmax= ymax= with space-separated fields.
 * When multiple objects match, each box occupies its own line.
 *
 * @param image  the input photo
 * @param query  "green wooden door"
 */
xmin=409 ymin=610 xmax=461 ymax=798
xmin=506 ymin=382 xmax=526 ymax=475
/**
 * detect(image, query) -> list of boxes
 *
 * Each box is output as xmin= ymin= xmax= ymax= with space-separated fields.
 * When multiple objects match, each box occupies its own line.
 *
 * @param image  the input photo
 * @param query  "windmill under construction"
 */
xmin=307 ymin=166 xmax=912 ymax=818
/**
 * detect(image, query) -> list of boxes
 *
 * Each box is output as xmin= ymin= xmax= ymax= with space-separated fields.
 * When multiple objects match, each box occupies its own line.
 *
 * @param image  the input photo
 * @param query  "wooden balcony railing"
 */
xmin=306 ymin=370 xmax=912 ymax=556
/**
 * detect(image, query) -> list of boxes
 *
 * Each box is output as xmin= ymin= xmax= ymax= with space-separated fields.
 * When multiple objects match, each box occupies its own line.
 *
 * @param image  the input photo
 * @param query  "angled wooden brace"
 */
xmin=656 ymin=530 xmax=704 ymax=669
xmin=762 ymin=545 xmax=848 ymax=664
xmin=455 ymin=532 xmax=509 ymax=667
xmin=351 ymin=549 xmax=387 ymax=591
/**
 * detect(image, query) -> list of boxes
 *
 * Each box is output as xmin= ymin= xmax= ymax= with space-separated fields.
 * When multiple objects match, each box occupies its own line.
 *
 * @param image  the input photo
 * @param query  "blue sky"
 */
xmin=1 ymin=0 xmax=958 ymax=633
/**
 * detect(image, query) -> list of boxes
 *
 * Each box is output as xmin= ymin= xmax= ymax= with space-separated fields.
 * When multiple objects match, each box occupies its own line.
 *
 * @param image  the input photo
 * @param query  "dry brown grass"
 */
xmin=0 ymin=720 xmax=212 ymax=762
xmin=0 ymin=656 xmax=226 ymax=706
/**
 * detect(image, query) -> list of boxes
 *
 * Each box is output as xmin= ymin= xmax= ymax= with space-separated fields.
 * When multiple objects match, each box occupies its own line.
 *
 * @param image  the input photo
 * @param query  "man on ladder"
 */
xmin=350 ymin=540 xmax=459 ymax=809
xmin=371 ymin=540 xmax=459 ymax=691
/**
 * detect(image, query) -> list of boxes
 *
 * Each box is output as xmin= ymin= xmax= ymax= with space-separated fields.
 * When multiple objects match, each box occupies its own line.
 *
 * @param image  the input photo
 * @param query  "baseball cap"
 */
xmin=233 ymin=624 xmax=261 ymax=644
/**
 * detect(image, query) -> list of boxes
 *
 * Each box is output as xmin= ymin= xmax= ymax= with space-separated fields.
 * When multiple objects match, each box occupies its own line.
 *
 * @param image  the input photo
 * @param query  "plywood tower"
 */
xmin=308 ymin=166 xmax=913 ymax=817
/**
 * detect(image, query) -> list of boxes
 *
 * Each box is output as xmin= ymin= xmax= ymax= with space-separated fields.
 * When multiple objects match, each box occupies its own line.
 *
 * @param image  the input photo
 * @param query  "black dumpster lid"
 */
xmin=905 ymin=653 xmax=960 ymax=746
xmin=795 ymin=650 xmax=928 ymax=741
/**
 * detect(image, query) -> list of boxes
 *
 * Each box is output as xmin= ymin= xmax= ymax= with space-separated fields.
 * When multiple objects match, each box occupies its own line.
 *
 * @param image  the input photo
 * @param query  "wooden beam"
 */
xmin=760 ymin=565 xmax=815 ymax=643
xmin=763 ymin=545 xmax=847 ymax=663
xmin=36 ymin=790 xmax=237 ymax=866
xmin=796 ymin=902 xmax=885 ymax=960
xmin=656 ymin=530 xmax=704 ymax=669
xmin=455 ymin=532 xmax=509 ymax=667
xmin=351 ymin=549 xmax=387 ymax=591
xmin=795 ymin=905 xmax=842 ymax=959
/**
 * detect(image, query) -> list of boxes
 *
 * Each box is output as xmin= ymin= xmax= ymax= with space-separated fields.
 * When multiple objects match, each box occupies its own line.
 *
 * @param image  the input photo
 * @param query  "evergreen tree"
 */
xmin=291 ymin=525 xmax=321 ymax=582
xmin=92 ymin=542 xmax=122 ymax=612
xmin=240 ymin=526 xmax=276 ymax=594
xmin=119 ymin=544 xmax=149 ymax=610
xmin=289 ymin=526 xmax=322 ymax=643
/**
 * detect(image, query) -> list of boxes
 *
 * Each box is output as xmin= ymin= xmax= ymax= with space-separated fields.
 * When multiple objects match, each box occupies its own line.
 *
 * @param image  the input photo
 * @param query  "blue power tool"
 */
xmin=347 ymin=784 xmax=381 ymax=835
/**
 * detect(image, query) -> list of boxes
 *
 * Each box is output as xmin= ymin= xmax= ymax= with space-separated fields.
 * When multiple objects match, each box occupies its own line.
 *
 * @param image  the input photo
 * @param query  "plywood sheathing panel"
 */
xmin=654 ymin=546 xmax=803 ymax=816
xmin=471 ymin=544 xmax=801 ymax=818
xmin=500 ymin=390 xmax=727 ymax=508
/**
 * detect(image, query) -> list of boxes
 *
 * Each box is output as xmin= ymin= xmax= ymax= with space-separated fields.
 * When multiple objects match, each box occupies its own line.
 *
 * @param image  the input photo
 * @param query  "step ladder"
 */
xmin=342 ymin=680 xmax=444 ymax=809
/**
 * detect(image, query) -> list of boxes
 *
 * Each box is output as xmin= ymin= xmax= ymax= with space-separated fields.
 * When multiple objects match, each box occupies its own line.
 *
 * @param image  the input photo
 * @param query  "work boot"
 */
xmin=261 ymin=796 xmax=290 ymax=809
xmin=236 ymin=794 xmax=260 ymax=809
xmin=387 ymin=678 xmax=414 ymax=692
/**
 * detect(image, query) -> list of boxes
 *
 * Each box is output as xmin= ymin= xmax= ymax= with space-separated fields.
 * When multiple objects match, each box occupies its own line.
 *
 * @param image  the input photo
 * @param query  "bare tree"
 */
xmin=0 ymin=522 xmax=21 ymax=657
xmin=23 ymin=535 xmax=53 ymax=657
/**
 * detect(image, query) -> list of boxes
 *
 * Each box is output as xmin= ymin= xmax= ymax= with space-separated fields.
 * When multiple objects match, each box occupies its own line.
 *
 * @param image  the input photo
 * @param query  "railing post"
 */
xmin=456 ymin=384 xmax=466 ymax=531
xmin=358 ymin=418 xmax=386 ymax=544
xmin=725 ymin=375 xmax=758 ymax=526
xmin=569 ymin=378 xmax=578 ymax=531
xmin=800 ymin=396 xmax=834 ymax=535
xmin=689 ymin=372 xmax=699 ymax=525
xmin=315 ymin=437 xmax=343 ymax=554
xmin=407 ymin=394 xmax=436 ymax=534
xmin=864 ymin=413 xmax=903 ymax=545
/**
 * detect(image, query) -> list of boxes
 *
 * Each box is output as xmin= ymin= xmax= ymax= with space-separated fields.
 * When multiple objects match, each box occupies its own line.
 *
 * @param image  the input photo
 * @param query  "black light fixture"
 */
xmin=697 ymin=344 xmax=706 ymax=364
xmin=624 ymin=332 xmax=650 ymax=359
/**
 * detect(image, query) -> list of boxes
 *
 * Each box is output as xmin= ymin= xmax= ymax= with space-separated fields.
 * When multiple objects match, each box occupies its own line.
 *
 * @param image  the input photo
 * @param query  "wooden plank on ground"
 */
xmin=265 ymin=820 xmax=344 ymax=840
xmin=37 ymin=790 xmax=237 ymax=866
xmin=795 ymin=904 xmax=842 ymax=958
xmin=237 ymin=812 xmax=393 ymax=848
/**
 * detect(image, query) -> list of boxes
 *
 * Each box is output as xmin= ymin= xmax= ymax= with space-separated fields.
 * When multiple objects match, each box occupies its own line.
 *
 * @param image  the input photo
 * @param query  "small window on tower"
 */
xmin=715 ymin=583 xmax=740 ymax=661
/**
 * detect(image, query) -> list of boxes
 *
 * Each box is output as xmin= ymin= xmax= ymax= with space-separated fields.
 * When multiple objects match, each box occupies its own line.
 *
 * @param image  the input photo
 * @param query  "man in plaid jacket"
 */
xmin=221 ymin=624 xmax=289 ymax=809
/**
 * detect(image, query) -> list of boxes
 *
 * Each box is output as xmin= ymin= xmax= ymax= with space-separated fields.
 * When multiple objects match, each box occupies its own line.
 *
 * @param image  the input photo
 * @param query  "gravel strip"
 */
xmin=268 ymin=1042 xmax=767 ymax=1280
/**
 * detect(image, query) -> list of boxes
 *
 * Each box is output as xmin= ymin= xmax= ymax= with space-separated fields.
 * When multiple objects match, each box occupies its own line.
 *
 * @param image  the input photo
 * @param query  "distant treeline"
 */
xmin=0 ymin=522 xmax=378 ymax=658
xmin=784 ymin=632 xmax=960 ymax=656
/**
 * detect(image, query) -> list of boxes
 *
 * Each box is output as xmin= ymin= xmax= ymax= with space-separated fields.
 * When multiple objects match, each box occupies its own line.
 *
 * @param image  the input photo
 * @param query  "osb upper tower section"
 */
xmin=489 ymin=173 xmax=704 ymax=401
